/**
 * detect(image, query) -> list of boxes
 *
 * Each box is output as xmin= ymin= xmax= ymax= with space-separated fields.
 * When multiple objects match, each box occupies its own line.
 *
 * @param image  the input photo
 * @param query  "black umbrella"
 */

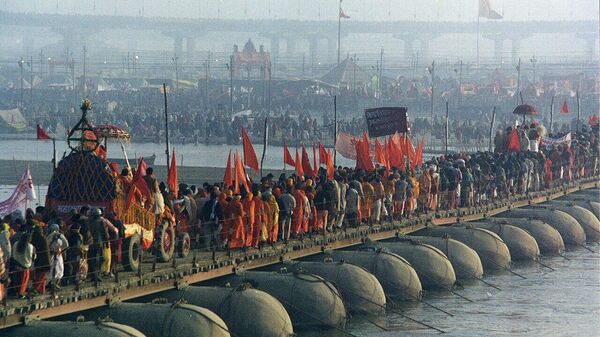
xmin=512 ymin=104 xmax=537 ymax=116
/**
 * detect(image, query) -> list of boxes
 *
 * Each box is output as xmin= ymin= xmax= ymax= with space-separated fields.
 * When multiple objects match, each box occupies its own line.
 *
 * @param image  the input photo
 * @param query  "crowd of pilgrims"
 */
xmin=0 ymin=123 xmax=597 ymax=301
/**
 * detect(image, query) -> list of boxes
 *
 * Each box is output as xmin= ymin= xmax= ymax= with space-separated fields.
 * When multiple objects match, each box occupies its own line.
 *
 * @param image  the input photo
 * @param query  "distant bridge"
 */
xmin=1 ymin=11 xmax=598 ymax=64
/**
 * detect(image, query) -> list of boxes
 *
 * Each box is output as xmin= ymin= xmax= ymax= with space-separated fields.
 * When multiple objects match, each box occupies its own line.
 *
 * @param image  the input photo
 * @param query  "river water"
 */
xmin=1 ymin=185 xmax=599 ymax=336
xmin=0 ymin=139 xmax=357 ymax=169
xmin=300 ymin=248 xmax=600 ymax=337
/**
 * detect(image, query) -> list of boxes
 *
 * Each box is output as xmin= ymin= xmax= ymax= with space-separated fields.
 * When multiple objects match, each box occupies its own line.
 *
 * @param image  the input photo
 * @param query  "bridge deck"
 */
xmin=0 ymin=178 xmax=597 ymax=329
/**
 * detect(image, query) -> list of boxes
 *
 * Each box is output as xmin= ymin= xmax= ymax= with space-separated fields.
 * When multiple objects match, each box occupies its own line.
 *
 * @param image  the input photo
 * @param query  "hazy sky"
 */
xmin=4 ymin=0 xmax=599 ymax=21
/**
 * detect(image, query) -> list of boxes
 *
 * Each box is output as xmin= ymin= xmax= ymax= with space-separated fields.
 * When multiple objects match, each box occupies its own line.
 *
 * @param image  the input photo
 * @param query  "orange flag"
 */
xmin=241 ymin=127 xmax=259 ymax=174
xmin=283 ymin=142 xmax=295 ymax=167
xmin=507 ymin=128 xmax=521 ymax=152
xmin=411 ymin=139 xmax=424 ymax=169
xmin=326 ymin=149 xmax=334 ymax=181
xmin=405 ymin=134 xmax=415 ymax=165
xmin=362 ymin=139 xmax=375 ymax=172
xmin=355 ymin=135 xmax=374 ymax=171
xmin=319 ymin=143 xmax=328 ymax=164
xmin=301 ymin=144 xmax=313 ymax=177
xmin=374 ymin=138 xmax=388 ymax=170
xmin=223 ymin=150 xmax=233 ymax=188
xmin=234 ymin=150 xmax=250 ymax=194
xmin=387 ymin=135 xmax=402 ymax=170
xmin=295 ymin=147 xmax=304 ymax=177
xmin=126 ymin=158 xmax=152 ymax=210
xmin=167 ymin=149 xmax=178 ymax=197
xmin=354 ymin=139 xmax=364 ymax=170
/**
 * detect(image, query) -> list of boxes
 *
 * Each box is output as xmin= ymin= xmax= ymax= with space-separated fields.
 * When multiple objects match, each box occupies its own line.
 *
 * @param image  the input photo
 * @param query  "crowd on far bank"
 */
xmin=0 ymin=120 xmax=597 ymax=301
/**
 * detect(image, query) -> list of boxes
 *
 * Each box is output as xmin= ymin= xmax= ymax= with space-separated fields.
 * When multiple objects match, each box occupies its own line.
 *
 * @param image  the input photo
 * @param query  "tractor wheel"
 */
xmin=156 ymin=221 xmax=175 ymax=262
xmin=177 ymin=232 xmax=191 ymax=258
xmin=123 ymin=233 xmax=141 ymax=271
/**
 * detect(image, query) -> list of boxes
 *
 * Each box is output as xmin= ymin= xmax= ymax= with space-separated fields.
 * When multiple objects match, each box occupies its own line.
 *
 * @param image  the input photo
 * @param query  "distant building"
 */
xmin=233 ymin=39 xmax=270 ymax=79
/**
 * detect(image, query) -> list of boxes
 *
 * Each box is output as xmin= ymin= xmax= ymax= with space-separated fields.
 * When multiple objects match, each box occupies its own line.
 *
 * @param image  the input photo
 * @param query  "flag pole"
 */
xmin=260 ymin=117 xmax=268 ymax=178
xmin=163 ymin=83 xmax=170 ymax=170
xmin=337 ymin=0 xmax=342 ymax=65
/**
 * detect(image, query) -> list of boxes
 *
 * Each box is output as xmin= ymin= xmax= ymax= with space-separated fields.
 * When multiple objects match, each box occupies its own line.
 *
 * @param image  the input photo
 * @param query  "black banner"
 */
xmin=364 ymin=107 xmax=409 ymax=138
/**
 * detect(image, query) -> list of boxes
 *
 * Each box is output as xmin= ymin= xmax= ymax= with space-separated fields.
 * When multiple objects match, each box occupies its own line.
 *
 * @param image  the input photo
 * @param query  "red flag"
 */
xmin=36 ymin=124 xmax=51 ymax=140
xmin=283 ymin=142 xmax=295 ymax=167
xmin=319 ymin=143 xmax=328 ymax=164
xmin=223 ymin=150 xmax=233 ymax=188
xmin=235 ymin=150 xmax=250 ymax=194
xmin=508 ymin=128 xmax=521 ymax=152
xmin=295 ymin=147 xmax=304 ymax=177
xmin=301 ymin=144 xmax=313 ymax=177
xmin=241 ymin=127 xmax=259 ymax=174
xmin=560 ymin=100 xmax=569 ymax=114
xmin=167 ymin=149 xmax=178 ymax=197
xmin=312 ymin=144 xmax=318 ymax=176
xmin=589 ymin=115 xmax=599 ymax=126
xmin=126 ymin=159 xmax=152 ymax=210
xmin=326 ymin=149 xmax=334 ymax=181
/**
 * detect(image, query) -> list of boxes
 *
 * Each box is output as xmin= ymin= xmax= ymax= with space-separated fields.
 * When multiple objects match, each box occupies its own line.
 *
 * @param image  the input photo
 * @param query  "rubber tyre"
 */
xmin=177 ymin=232 xmax=191 ymax=258
xmin=156 ymin=221 xmax=175 ymax=262
xmin=123 ymin=233 xmax=141 ymax=271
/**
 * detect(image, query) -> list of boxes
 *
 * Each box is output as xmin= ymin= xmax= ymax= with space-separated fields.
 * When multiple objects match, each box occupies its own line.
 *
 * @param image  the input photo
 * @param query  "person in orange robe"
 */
xmin=241 ymin=190 xmax=255 ymax=247
xmin=219 ymin=191 xmax=231 ymax=245
xmin=229 ymin=195 xmax=246 ymax=249
xmin=292 ymin=184 xmax=305 ymax=236
xmin=251 ymin=190 xmax=263 ymax=247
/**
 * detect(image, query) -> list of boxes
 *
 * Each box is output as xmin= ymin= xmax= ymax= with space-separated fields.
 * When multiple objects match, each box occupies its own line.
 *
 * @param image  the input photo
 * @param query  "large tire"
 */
xmin=177 ymin=232 xmax=191 ymax=258
xmin=123 ymin=233 xmax=141 ymax=271
xmin=156 ymin=221 xmax=175 ymax=262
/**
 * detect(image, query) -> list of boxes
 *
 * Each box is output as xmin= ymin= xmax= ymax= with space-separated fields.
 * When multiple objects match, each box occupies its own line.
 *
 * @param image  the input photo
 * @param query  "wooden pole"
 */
xmin=333 ymin=95 xmax=337 ymax=166
xmin=445 ymin=100 xmax=449 ymax=155
xmin=163 ymin=83 xmax=170 ymax=170
xmin=489 ymin=106 xmax=496 ymax=152
xmin=549 ymin=95 xmax=554 ymax=134
xmin=337 ymin=0 xmax=342 ymax=65
xmin=576 ymin=90 xmax=581 ymax=133
xmin=430 ymin=61 xmax=435 ymax=122
xmin=260 ymin=117 xmax=268 ymax=178
xmin=516 ymin=58 xmax=521 ymax=106
xmin=230 ymin=55 xmax=234 ymax=115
